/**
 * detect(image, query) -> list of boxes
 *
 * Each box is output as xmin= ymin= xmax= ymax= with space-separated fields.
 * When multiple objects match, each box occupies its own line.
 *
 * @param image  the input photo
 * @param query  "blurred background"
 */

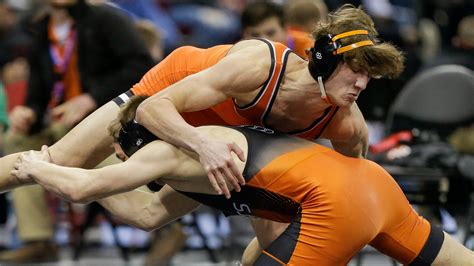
xmin=0 ymin=0 xmax=473 ymax=265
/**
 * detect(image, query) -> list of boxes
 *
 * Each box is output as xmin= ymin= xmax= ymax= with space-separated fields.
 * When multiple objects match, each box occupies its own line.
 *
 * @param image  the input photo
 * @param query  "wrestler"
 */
xmin=11 ymin=97 xmax=473 ymax=266
xmin=0 ymin=4 xmax=404 ymax=193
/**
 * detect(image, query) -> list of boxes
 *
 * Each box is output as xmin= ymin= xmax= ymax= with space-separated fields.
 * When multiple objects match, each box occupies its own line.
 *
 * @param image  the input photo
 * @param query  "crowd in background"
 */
xmin=0 ymin=0 xmax=473 ymax=264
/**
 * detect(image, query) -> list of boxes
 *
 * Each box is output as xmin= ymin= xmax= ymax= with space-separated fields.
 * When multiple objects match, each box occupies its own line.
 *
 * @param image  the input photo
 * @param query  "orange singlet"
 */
xmin=171 ymin=126 xmax=442 ymax=266
xmin=127 ymin=39 xmax=338 ymax=140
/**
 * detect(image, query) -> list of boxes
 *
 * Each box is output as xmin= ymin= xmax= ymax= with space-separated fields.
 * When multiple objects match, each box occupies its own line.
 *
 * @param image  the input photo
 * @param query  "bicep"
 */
xmin=145 ymin=47 xmax=269 ymax=113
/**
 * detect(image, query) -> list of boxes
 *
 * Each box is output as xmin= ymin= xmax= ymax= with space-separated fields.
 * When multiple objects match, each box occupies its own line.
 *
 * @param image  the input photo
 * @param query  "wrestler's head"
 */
xmin=308 ymin=5 xmax=404 ymax=108
xmin=109 ymin=96 xmax=157 ymax=161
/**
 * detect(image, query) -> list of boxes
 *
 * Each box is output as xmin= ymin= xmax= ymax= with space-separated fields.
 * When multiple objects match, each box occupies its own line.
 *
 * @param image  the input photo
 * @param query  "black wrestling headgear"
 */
xmin=309 ymin=29 xmax=374 ymax=81
xmin=117 ymin=120 xmax=158 ymax=157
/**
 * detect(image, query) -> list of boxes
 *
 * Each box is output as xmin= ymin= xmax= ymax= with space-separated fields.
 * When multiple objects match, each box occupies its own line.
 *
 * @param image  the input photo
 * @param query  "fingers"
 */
xmin=213 ymin=170 xmax=231 ymax=199
xmin=229 ymin=143 xmax=246 ymax=185
xmin=231 ymin=142 xmax=246 ymax=162
xmin=222 ymin=166 xmax=241 ymax=192
xmin=207 ymin=171 xmax=222 ymax=196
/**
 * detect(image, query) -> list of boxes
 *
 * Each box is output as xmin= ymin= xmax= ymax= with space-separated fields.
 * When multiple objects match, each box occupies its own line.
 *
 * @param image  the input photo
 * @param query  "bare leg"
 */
xmin=242 ymin=237 xmax=262 ymax=266
xmin=0 ymin=101 xmax=119 ymax=192
xmin=433 ymin=232 xmax=474 ymax=265
xmin=240 ymin=219 xmax=289 ymax=265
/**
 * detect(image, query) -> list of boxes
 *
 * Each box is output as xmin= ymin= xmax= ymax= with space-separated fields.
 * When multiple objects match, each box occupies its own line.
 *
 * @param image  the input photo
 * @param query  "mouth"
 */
xmin=347 ymin=93 xmax=358 ymax=101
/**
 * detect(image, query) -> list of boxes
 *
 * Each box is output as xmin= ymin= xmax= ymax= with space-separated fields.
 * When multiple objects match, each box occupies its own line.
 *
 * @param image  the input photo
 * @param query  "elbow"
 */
xmin=130 ymin=217 xmax=158 ymax=232
xmin=65 ymin=183 xmax=94 ymax=204
xmin=63 ymin=185 xmax=87 ymax=203
xmin=139 ymin=223 xmax=157 ymax=233
xmin=135 ymin=102 xmax=151 ymax=126
xmin=135 ymin=97 xmax=175 ymax=126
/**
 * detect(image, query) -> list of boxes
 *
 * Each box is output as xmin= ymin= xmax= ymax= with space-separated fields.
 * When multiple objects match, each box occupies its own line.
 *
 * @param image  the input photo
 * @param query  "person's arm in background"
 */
xmin=78 ymin=4 xmax=154 ymax=108
xmin=135 ymin=41 xmax=270 ymax=198
xmin=51 ymin=3 xmax=155 ymax=127
xmin=9 ymin=43 xmax=46 ymax=134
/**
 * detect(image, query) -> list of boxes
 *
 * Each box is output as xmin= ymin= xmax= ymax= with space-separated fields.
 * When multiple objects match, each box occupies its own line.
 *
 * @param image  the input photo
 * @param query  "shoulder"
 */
xmin=226 ymin=39 xmax=274 ymax=69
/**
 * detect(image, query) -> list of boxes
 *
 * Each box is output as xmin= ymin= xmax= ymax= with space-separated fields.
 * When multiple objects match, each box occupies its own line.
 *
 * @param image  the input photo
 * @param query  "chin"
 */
xmin=336 ymin=99 xmax=354 ymax=108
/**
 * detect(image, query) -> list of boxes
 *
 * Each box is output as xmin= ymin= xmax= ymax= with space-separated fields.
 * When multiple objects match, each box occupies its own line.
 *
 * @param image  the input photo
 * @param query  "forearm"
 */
xmin=28 ymin=162 xmax=90 ymax=202
xmin=136 ymin=98 xmax=208 ymax=152
xmin=0 ymin=153 xmax=34 ymax=192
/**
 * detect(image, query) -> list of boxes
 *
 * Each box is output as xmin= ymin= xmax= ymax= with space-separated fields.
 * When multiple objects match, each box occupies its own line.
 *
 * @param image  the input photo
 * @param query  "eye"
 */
xmin=249 ymin=32 xmax=260 ymax=38
xmin=265 ymin=29 xmax=276 ymax=37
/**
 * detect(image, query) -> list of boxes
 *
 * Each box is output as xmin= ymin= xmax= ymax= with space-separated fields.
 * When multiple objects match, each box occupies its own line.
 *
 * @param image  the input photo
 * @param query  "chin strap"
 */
xmin=317 ymin=76 xmax=334 ymax=105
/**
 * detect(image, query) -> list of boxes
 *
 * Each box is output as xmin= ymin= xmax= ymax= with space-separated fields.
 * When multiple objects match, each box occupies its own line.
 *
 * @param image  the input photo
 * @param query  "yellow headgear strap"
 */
xmin=330 ymin=29 xmax=375 ymax=55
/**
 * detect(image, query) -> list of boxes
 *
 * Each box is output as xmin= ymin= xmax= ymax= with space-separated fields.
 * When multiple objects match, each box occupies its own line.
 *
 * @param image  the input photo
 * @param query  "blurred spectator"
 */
xmin=241 ymin=1 xmax=313 ymax=58
xmin=0 ymin=84 xmax=7 ymax=150
xmin=417 ymin=17 xmax=441 ymax=63
xmin=112 ymin=0 xmax=182 ymax=53
xmin=167 ymin=1 xmax=241 ymax=48
xmin=0 ymin=84 xmax=7 ymax=225
xmin=135 ymin=19 xmax=164 ymax=62
xmin=0 ymin=0 xmax=32 ymax=111
xmin=0 ymin=0 xmax=153 ymax=263
xmin=285 ymin=0 xmax=327 ymax=33
xmin=423 ymin=15 xmax=474 ymax=70
xmin=356 ymin=0 xmax=422 ymax=125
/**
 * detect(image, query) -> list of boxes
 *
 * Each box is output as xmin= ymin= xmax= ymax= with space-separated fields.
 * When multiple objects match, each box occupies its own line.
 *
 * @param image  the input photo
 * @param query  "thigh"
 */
xmin=254 ymin=208 xmax=377 ymax=266
xmin=48 ymin=101 xmax=119 ymax=168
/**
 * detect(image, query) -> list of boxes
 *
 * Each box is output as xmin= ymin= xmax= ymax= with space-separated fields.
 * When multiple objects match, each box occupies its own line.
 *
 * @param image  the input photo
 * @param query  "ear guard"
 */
xmin=309 ymin=29 xmax=375 ymax=81
xmin=117 ymin=120 xmax=158 ymax=157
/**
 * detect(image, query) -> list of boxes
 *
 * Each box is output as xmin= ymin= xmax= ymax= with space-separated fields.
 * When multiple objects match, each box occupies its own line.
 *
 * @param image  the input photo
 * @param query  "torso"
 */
xmin=131 ymin=39 xmax=343 ymax=140
xmin=228 ymin=39 xmax=339 ymax=139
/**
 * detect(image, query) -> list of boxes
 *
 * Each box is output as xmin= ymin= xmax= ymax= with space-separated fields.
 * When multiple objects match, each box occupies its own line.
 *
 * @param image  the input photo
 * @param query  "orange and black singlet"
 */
xmin=116 ymin=39 xmax=338 ymax=139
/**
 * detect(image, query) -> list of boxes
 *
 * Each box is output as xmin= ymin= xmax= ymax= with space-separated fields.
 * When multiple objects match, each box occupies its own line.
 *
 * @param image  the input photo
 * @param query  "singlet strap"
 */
xmin=235 ymin=39 xmax=291 ymax=126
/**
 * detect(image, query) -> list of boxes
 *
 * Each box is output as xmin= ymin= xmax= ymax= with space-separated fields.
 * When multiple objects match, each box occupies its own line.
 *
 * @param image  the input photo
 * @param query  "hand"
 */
xmin=11 ymin=145 xmax=51 ymax=183
xmin=51 ymin=93 xmax=97 ymax=127
xmin=196 ymin=139 xmax=246 ymax=199
xmin=9 ymin=106 xmax=36 ymax=134
xmin=2 ymin=57 xmax=29 ymax=85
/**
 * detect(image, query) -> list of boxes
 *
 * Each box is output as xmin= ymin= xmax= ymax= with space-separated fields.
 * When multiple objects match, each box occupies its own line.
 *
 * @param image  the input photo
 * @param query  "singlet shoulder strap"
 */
xmin=235 ymin=39 xmax=292 ymax=126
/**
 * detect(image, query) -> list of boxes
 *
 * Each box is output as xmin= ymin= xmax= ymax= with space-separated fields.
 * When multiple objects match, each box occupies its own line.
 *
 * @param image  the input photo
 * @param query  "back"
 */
xmin=131 ymin=45 xmax=232 ymax=96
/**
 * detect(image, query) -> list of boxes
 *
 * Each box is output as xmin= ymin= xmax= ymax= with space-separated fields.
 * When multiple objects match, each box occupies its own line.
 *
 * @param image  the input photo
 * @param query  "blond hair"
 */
xmin=312 ymin=4 xmax=405 ymax=79
xmin=108 ymin=96 xmax=148 ymax=140
xmin=135 ymin=19 xmax=162 ymax=50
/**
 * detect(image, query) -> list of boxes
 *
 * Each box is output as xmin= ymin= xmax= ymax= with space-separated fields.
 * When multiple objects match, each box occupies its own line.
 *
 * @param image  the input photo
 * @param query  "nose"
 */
xmin=355 ymin=73 xmax=370 ymax=91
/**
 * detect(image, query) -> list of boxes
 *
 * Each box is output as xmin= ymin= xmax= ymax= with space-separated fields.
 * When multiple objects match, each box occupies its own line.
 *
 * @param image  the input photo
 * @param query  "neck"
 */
xmin=283 ymin=64 xmax=333 ymax=112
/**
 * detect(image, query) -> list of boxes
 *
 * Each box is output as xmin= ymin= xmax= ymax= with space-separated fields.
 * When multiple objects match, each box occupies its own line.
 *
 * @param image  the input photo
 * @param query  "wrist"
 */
xmin=189 ymin=131 xmax=210 ymax=153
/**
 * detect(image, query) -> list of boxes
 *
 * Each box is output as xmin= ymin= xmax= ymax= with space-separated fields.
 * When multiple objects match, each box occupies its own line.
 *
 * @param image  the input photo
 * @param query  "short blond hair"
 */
xmin=108 ymin=96 xmax=148 ymax=140
xmin=312 ymin=5 xmax=405 ymax=79
xmin=135 ymin=19 xmax=162 ymax=50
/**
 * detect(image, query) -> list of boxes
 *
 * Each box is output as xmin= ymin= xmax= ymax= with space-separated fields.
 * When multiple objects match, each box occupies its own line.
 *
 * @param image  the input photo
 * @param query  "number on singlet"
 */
xmin=240 ymin=125 xmax=275 ymax=134
xmin=233 ymin=202 xmax=251 ymax=215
